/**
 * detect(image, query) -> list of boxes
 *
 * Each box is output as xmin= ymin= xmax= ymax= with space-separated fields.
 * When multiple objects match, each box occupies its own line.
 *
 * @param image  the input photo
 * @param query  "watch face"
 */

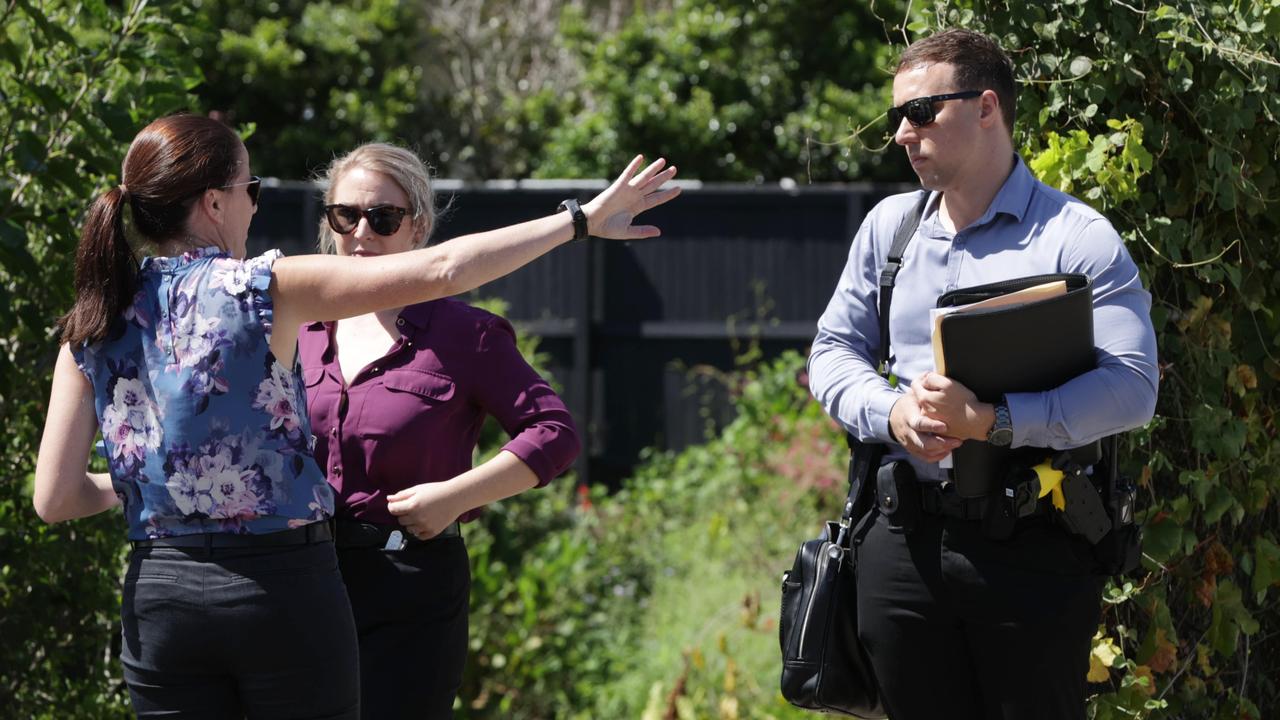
xmin=989 ymin=428 xmax=1013 ymax=447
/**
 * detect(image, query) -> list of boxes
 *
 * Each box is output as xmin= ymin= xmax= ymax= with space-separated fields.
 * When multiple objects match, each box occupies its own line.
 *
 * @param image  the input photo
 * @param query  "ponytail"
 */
xmin=58 ymin=186 xmax=137 ymax=346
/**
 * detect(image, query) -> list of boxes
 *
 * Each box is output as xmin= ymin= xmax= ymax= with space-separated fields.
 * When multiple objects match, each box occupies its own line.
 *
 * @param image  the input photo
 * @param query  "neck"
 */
xmin=156 ymin=235 xmax=217 ymax=258
xmin=940 ymin=149 xmax=1016 ymax=232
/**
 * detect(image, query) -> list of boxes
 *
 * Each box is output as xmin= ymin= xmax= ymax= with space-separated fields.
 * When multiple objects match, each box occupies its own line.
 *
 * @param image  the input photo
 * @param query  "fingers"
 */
xmin=615 ymin=154 xmax=647 ymax=185
xmin=631 ymin=157 xmax=668 ymax=186
xmin=626 ymin=224 xmax=661 ymax=239
xmin=642 ymin=185 xmax=682 ymax=212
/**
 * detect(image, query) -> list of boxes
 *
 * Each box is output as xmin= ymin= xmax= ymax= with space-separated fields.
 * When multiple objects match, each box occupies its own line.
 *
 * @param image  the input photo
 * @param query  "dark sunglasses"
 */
xmin=218 ymin=176 xmax=262 ymax=206
xmin=887 ymin=90 xmax=983 ymax=129
xmin=324 ymin=203 xmax=409 ymax=236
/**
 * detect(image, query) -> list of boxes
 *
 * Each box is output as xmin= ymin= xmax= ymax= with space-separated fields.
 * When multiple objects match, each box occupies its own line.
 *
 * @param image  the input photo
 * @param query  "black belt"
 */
xmin=919 ymin=482 xmax=1006 ymax=521
xmin=129 ymin=521 xmax=333 ymax=550
xmin=334 ymin=519 xmax=461 ymax=551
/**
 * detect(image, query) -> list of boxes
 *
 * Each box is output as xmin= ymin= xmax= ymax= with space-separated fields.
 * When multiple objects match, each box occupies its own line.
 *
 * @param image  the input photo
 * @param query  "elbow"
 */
xmin=32 ymin=492 xmax=67 ymax=525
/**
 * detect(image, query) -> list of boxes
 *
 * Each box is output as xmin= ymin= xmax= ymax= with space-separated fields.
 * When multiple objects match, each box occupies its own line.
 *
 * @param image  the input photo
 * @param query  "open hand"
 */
xmin=385 ymin=482 xmax=462 ymax=540
xmin=583 ymin=155 xmax=681 ymax=240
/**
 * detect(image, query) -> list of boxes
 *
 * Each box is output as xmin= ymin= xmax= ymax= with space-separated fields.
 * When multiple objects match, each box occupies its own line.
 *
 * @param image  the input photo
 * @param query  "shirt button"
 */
xmin=331 ymin=464 xmax=340 ymax=474
xmin=330 ymin=428 xmax=337 ymax=436
xmin=396 ymin=318 xmax=405 ymax=326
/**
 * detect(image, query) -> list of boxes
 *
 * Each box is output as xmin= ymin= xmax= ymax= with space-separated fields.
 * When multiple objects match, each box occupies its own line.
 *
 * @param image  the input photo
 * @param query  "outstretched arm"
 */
xmin=269 ymin=156 xmax=680 ymax=364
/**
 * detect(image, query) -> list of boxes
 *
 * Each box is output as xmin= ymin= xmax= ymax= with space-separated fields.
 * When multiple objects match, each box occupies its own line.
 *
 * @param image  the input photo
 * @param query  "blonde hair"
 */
xmin=316 ymin=142 xmax=437 ymax=253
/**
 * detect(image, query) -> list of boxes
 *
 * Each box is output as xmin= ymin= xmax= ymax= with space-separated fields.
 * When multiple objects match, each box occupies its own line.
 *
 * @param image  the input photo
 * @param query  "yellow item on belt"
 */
xmin=1033 ymin=461 xmax=1067 ymax=511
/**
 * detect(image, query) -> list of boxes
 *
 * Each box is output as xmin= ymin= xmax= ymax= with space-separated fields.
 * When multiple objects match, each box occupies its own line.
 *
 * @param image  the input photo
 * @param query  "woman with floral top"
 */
xmin=33 ymin=113 xmax=678 ymax=718
xmin=298 ymin=143 xmax=581 ymax=719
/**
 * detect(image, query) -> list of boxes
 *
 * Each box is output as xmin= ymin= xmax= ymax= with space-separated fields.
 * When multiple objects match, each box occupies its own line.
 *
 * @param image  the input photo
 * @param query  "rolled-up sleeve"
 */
xmin=471 ymin=317 xmax=581 ymax=486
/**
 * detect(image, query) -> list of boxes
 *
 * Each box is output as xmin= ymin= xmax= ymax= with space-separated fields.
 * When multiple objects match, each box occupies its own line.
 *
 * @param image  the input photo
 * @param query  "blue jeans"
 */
xmin=120 ymin=541 xmax=359 ymax=719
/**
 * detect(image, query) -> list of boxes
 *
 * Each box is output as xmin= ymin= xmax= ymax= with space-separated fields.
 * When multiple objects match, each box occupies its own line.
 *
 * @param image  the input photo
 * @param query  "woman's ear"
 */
xmin=195 ymin=188 xmax=224 ymax=223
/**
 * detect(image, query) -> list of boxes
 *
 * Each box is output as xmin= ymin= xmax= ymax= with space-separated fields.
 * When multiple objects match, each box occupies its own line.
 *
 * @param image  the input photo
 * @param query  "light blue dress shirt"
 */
xmin=808 ymin=155 xmax=1159 ymax=482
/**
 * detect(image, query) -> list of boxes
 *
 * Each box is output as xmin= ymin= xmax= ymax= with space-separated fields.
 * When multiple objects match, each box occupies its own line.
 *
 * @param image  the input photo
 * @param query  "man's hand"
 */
xmin=889 ymin=391 xmax=964 ymax=463
xmin=386 ymin=482 xmax=463 ymax=540
xmin=910 ymin=372 xmax=995 ymax=442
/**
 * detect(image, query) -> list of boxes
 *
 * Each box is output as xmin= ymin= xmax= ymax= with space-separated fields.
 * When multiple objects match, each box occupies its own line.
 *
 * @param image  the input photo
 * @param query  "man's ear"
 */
xmin=978 ymin=90 xmax=1001 ymax=129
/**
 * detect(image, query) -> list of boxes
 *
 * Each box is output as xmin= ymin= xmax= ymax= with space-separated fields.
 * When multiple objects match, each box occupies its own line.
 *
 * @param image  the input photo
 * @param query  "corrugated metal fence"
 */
xmin=247 ymin=179 xmax=913 ymax=486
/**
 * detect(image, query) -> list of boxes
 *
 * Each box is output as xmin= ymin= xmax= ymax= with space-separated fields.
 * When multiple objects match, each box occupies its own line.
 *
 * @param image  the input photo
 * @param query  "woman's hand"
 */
xmin=386 ymin=482 xmax=464 ymax=540
xmin=583 ymin=155 xmax=681 ymax=239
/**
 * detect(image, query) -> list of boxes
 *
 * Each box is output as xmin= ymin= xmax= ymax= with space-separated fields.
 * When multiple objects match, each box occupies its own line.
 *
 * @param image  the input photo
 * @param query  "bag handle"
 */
xmin=838 ymin=191 xmax=929 ymax=541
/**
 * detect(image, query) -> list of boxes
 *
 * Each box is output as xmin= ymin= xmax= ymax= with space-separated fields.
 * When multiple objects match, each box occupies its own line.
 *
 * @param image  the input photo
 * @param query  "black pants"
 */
xmin=856 ymin=510 xmax=1103 ymax=720
xmin=121 ymin=541 xmax=360 ymax=719
xmin=337 ymin=536 xmax=470 ymax=720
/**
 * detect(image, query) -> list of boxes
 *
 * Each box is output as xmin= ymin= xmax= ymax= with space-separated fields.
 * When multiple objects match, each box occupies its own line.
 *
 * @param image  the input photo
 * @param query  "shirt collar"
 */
xmin=139 ymin=246 xmax=225 ymax=273
xmin=920 ymin=153 xmax=1032 ymax=235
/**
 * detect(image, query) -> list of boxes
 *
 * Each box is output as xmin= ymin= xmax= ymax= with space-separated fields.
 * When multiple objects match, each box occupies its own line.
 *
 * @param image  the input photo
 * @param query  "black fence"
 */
xmin=248 ymin=179 xmax=912 ymax=486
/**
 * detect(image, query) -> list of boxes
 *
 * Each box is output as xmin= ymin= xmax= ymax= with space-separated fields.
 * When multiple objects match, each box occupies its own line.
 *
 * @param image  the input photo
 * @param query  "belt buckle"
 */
xmin=383 ymin=529 xmax=407 ymax=551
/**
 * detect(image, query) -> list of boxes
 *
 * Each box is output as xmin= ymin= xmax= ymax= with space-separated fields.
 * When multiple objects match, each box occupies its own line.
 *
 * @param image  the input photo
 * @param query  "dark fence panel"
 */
xmin=248 ymin=179 xmax=912 ymax=486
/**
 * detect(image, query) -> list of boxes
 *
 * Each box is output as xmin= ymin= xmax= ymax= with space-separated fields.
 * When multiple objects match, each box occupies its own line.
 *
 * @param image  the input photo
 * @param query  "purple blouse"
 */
xmin=297 ymin=298 xmax=580 ymax=525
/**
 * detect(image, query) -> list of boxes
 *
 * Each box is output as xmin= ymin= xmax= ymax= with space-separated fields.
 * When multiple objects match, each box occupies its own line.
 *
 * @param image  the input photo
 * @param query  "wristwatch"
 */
xmin=558 ymin=198 xmax=589 ymax=242
xmin=987 ymin=397 xmax=1013 ymax=447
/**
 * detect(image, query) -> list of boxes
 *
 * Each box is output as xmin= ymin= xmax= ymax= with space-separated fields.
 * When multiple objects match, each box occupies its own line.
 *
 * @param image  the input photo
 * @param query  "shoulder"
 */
xmin=1025 ymin=180 xmax=1126 ymax=268
xmin=431 ymin=298 xmax=516 ymax=337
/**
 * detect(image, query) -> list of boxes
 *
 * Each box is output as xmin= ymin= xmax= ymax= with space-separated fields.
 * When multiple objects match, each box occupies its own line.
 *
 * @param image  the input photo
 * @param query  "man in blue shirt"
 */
xmin=808 ymin=29 xmax=1158 ymax=720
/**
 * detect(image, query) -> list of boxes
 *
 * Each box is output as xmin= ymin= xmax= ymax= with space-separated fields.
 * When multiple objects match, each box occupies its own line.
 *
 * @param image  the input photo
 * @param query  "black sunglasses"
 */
xmin=324 ymin=204 xmax=409 ymax=236
xmin=887 ymin=90 xmax=983 ymax=129
xmin=219 ymin=176 xmax=262 ymax=206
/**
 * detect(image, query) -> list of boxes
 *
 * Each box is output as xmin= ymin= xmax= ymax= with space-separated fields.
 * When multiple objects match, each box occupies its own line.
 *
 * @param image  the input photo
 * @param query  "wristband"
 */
xmin=558 ymin=198 xmax=588 ymax=242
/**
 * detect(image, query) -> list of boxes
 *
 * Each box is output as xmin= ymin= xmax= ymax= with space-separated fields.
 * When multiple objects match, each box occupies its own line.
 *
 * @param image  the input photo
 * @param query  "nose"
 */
xmin=352 ymin=216 xmax=378 ymax=241
xmin=893 ymin=116 xmax=918 ymax=146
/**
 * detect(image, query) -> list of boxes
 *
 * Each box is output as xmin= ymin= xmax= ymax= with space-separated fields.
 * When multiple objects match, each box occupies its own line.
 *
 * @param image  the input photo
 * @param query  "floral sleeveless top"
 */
xmin=72 ymin=247 xmax=334 ymax=540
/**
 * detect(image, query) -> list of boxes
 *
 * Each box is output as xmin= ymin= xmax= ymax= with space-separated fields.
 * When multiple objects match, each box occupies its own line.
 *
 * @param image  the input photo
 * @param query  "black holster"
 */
xmin=875 ymin=461 xmax=921 ymax=534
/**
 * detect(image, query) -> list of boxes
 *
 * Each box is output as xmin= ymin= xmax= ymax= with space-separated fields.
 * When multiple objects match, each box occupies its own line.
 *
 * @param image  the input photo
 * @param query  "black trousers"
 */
xmin=337 ymin=536 xmax=470 ymax=720
xmin=856 ymin=509 xmax=1103 ymax=720
xmin=121 ymin=541 xmax=360 ymax=719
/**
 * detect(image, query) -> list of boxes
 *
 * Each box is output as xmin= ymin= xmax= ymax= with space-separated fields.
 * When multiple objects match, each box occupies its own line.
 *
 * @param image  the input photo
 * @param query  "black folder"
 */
xmin=934 ymin=273 xmax=1096 ymax=497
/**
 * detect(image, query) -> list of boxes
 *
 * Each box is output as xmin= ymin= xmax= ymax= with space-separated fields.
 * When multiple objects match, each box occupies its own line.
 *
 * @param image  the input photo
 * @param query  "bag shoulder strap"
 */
xmin=876 ymin=190 xmax=930 ymax=370
xmin=840 ymin=190 xmax=930 ymax=535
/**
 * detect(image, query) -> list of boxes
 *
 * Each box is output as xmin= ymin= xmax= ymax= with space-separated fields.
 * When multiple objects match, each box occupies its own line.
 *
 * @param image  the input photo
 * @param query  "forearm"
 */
xmin=274 ymin=212 xmax=575 ymax=324
xmin=809 ymin=330 xmax=902 ymax=443
xmin=439 ymin=451 xmax=539 ymax=515
xmin=1006 ymin=302 xmax=1158 ymax=448
xmin=34 ymin=472 xmax=119 ymax=524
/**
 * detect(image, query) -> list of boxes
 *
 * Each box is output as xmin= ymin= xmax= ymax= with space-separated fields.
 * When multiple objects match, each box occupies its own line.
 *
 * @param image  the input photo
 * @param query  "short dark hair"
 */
xmin=896 ymin=29 xmax=1016 ymax=134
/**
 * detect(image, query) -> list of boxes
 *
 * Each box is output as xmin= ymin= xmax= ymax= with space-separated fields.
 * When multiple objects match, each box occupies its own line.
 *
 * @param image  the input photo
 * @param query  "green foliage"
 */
xmin=458 ymin=350 xmax=842 ymax=718
xmin=526 ymin=0 xmax=912 ymax=182
xmin=910 ymin=1 xmax=1280 ymax=716
xmin=189 ymin=0 xmax=430 ymax=178
xmin=0 ymin=1 xmax=203 ymax=715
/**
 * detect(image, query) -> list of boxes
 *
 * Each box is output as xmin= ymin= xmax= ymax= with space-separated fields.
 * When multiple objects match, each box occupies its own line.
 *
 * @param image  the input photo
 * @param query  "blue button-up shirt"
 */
xmin=808 ymin=156 xmax=1159 ymax=481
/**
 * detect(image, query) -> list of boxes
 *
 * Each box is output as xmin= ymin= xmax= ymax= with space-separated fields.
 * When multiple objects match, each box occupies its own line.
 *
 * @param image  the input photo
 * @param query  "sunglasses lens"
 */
xmin=247 ymin=177 xmax=261 ymax=206
xmin=888 ymin=107 xmax=903 ymax=128
xmin=368 ymin=208 xmax=404 ymax=236
xmin=326 ymin=206 xmax=360 ymax=234
xmin=905 ymin=98 xmax=936 ymax=127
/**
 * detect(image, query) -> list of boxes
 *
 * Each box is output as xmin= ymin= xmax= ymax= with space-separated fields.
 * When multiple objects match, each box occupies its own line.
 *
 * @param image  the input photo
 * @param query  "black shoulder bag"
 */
xmin=779 ymin=192 xmax=927 ymax=718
